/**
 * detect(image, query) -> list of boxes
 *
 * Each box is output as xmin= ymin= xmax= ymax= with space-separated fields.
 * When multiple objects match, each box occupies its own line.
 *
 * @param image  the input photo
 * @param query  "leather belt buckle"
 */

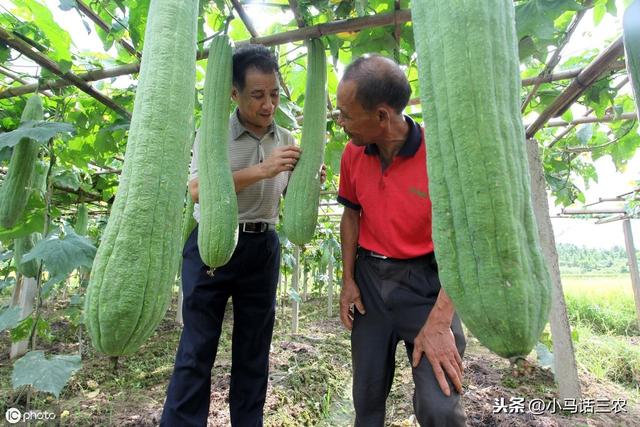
xmin=240 ymin=222 xmax=268 ymax=233
xmin=369 ymin=251 xmax=388 ymax=260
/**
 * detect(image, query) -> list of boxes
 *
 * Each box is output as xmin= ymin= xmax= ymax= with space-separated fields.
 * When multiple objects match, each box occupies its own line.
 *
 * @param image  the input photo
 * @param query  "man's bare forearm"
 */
xmin=340 ymin=207 xmax=360 ymax=282
xmin=427 ymin=288 xmax=455 ymax=327
xmin=232 ymin=164 xmax=267 ymax=193
xmin=188 ymin=164 xmax=267 ymax=203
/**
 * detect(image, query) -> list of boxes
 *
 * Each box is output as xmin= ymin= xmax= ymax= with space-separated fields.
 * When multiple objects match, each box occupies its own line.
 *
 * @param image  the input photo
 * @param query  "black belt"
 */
xmin=357 ymin=247 xmax=435 ymax=263
xmin=239 ymin=222 xmax=275 ymax=233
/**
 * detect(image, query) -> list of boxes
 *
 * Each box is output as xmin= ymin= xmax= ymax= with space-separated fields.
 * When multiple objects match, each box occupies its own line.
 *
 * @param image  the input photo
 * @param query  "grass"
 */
xmin=561 ymin=274 xmax=640 ymax=399
xmin=562 ymin=274 xmax=639 ymax=336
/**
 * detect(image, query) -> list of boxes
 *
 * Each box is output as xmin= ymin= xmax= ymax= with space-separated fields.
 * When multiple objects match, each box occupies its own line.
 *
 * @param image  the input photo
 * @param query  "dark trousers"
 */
xmin=352 ymin=250 xmax=467 ymax=427
xmin=160 ymin=226 xmax=280 ymax=427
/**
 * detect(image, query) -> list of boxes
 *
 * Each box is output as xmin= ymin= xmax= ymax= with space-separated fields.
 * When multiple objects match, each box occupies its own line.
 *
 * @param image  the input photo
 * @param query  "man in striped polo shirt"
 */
xmin=161 ymin=45 xmax=323 ymax=427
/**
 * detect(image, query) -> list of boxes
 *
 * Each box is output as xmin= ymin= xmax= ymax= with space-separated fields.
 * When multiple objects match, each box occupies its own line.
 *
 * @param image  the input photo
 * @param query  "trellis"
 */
xmin=1 ymin=0 xmax=639 ymax=405
xmin=554 ymin=187 xmax=640 ymax=324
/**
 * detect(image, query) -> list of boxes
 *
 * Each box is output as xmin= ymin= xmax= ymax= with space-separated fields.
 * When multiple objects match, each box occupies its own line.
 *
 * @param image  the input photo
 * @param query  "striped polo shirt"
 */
xmin=190 ymin=109 xmax=295 ymax=224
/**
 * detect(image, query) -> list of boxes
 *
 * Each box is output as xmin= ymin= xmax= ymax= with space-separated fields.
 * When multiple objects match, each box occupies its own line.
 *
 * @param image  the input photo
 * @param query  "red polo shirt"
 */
xmin=337 ymin=116 xmax=433 ymax=259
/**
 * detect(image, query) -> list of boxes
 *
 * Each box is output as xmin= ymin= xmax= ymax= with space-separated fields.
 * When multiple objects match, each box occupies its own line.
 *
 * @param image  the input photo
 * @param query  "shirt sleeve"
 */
xmin=337 ymin=143 xmax=361 ymax=210
xmin=189 ymin=130 xmax=200 ymax=181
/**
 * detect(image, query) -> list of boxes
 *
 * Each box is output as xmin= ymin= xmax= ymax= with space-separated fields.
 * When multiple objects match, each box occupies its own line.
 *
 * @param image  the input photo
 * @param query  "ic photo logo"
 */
xmin=5 ymin=408 xmax=57 ymax=424
xmin=5 ymin=407 xmax=21 ymax=424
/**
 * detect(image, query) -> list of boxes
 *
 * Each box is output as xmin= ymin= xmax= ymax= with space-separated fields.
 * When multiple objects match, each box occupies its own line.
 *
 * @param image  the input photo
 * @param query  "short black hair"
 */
xmin=232 ymin=44 xmax=280 ymax=90
xmin=342 ymin=54 xmax=411 ymax=113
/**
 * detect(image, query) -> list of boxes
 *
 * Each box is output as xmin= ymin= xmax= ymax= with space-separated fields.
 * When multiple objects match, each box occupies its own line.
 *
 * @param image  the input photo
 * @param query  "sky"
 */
xmin=14 ymin=0 xmax=640 ymax=249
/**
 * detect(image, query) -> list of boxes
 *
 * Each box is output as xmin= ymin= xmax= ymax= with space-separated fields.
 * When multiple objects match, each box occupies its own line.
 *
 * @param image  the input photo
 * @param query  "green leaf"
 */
xmin=11 ymin=351 xmax=81 ymax=398
xmin=52 ymin=169 xmax=82 ymax=191
xmin=515 ymin=0 xmax=582 ymax=40
xmin=12 ymin=0 xmax=73 ymax=68
xmin=0 ymin=306 xmax=21 ymax=332
xmin=0 ymin=193 xmax=46 ymax=241
xmin=128 ymin=0 xmax=150 ymax=51
xmin=288 ymin=287 xmax=302 ymax=303
xmin=575 ymin=124 xmax=593 ymax=145
xmin=593 ymin=2 xmax=607 ymax=25
xmin=0 ymin=121 xmax=75 ymax=149
xmin=535 ymin=342 xmax=555 ymax=373
xmin=0 ymin=277 xmax=16 ymax=292
xmin=58 ymin=0 xmax=77 ymax=11
xmin=22 ymin=225 xmax=96 ymax=286
xmin=0 ymin=41 xmax=9 ymax=63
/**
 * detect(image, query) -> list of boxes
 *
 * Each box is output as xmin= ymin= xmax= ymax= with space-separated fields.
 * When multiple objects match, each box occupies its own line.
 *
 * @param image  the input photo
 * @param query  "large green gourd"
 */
xmin=411 ymin=0 xmax=552 ymax=358
xmin=623 ymin=0 xmax=640 ymax=122
xmin=283 ymin=38 xmax=327 ymax=245
xmin=13 ymin=161 xmax=48 ymax=278
xmin=74 ymin=203 xmax=89 ymax=236
xmin=84 ymin=0 xmax=198 ymax=356
xmin=0 ymin=95 xmax=43 ymax=229
xmin=197 ymin=35 xmax=237 ymax=268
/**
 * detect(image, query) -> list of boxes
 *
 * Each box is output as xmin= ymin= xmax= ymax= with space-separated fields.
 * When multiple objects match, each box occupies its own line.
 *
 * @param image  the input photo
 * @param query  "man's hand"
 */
xmin=339 ymin=277 xmax=366 ymax=330
xmin=412 ymin=320 xmax=463 ymax=397
xmin=319 ymin=164 xmax=327 ymax=184
xmin=260 ymin=145 xmax=301 ymax=178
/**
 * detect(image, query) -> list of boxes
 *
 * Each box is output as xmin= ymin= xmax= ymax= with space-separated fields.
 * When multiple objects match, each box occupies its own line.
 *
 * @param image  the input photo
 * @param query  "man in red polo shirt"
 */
xmin=337 ymin=55 xmax=466 ymax=426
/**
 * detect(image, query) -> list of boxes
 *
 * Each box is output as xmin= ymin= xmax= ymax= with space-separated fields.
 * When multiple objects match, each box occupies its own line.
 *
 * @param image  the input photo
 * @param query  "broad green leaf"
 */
xmin=575 ymin=124 xmax=593 ymax=145
xmin=52 ymin=168 xmax=82 ymax=191
xmin=12 ymin=0 xmax=73 ymax=70
xmin=593 ymin=2 xmax=607 ymax=25
xmin=288 ymin=287 xmax=302 ymax=303
xmin=535 ymin=342 xmax=555 ymax=373
xmin=0 ymin=121 xmax=75 ymax=149
xmin=515 ymin=0 xmax=582 ymax=40
xmin=128 ymin=0 xmax=150 ymax=51
xmin=0 ymin=193 xmax=46 ymax=241
xmin=0 ymin=306 xmax=21 ymax=332
xmin=0 ymin=41 xmax=9 ymax=63
xmin=22 ymin=225 xmax=96 ymax=286
xmin=11 ymin=351 xmax=81 ymax=398
xmin=0 ymin=276 xmax=16 ymax=291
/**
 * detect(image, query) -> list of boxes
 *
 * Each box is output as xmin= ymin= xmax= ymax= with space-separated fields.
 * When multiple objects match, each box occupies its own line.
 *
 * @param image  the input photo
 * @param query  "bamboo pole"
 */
xmin=0 ymin=26 xmax=131 ymax=118
xmin=76 ymin=0 xmax=139 ymax=58
xmin=526 ymin=37 xmax=625 ymax=138
xmin=292 ymin=246 xmax=300 ymax=333
xmin=544 ymin=111 xmax=637 ymax=127
xmin=546 ymin=77 xmax=629 ymax=148
xmin=327 ymin=248 xmax=334 ymax=317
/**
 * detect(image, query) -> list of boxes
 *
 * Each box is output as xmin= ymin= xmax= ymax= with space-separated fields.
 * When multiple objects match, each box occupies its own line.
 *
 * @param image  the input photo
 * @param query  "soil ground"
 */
xmin=1 ymin=296 xmax=638 ymax=426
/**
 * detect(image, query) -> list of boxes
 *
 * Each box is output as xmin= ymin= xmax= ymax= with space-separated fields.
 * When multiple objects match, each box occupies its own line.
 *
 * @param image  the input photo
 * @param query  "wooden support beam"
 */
xmin=76 ymin=0 xmax=139 ymax=58
xmin=5 ymin=8 xmax=624 ymax=104
xmin=241 ymin=9 xmax=411 ymax=47
xmin=561 ymin=207 xmax=626 ymax=215
xmin=521 ymin=61 xmax=625 ymax=86
xmin=544 ymin=111 xmax=636 ymax=127
xmin=231 ymin=0 xmax=258 ymax=36
xmin=0 ymin=63 xmax=140 ymax=99
xmin=0 ymin=27 xmax=131 ymax=119
xmin=525 ymin=37 xmax=624 ymax=139
xmin=546 ymin=77 xmax=629 ymax=148
xmin=595 ymin=214 xmax=628 ymax=224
